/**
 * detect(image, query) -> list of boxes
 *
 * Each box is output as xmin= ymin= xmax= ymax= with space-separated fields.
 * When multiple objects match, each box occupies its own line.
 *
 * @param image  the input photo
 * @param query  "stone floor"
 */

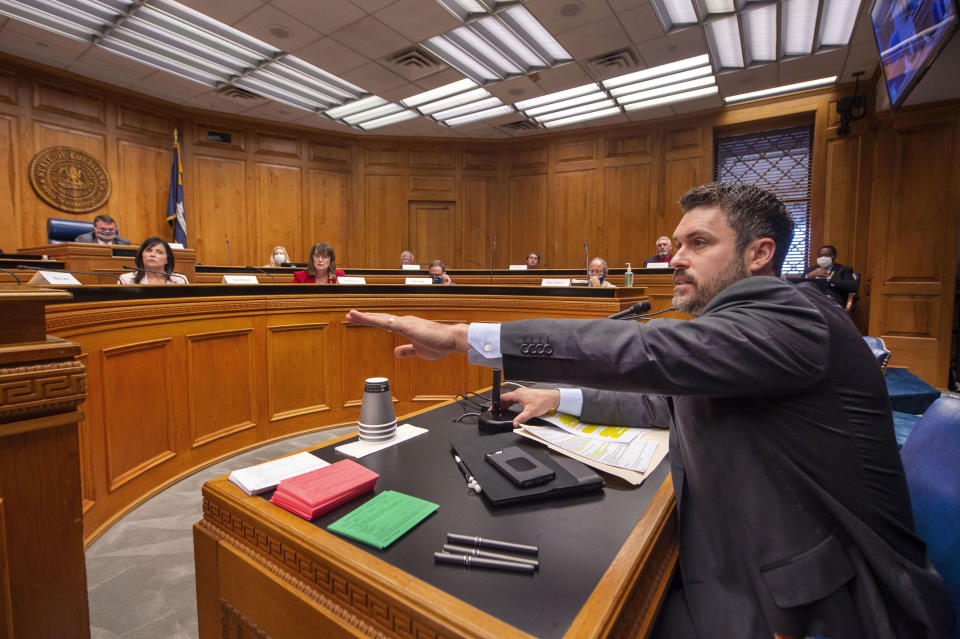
xmin=85 ymin=425 xmax=355 ymax=639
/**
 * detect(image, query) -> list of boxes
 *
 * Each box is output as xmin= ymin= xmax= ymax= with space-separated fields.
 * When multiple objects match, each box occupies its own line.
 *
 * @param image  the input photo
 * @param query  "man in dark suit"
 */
xmin=802 ymin=244 xmax=857 ymax=306
xmin=74 ymin=214 xmax=131 ymax=245
xmin=345 ymin=183 xmax=954 ymax=639
xmin=642 ymin=235 xmax=673 ymax=266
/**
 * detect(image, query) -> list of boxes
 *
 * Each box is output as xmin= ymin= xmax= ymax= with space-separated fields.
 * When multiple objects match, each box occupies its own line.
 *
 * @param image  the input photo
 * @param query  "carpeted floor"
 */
xmin=85 ymin=425 xmax=356 ymax=639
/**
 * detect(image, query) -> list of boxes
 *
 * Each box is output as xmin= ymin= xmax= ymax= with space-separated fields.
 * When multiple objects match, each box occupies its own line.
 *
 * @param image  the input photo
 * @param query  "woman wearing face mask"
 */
xmin=293 ymin=242 xmax=344 ymax=283
xmin=117 ymin=237 xmax=189 ymax=284
xmin=264 ymin=246 xmax=289 ymax=268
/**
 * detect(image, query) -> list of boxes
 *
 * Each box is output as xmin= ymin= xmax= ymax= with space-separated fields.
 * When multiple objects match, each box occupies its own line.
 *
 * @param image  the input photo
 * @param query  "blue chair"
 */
xmin=900 ymin=396 xmax=960 ymax=638
xmin=47 ymin=217 xmax=93 ymax=243
xmin=863 ymin=336 xmax=892 ymax=373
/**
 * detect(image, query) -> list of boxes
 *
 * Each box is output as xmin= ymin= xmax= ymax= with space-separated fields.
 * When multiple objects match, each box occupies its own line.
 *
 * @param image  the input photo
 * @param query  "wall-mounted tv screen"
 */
xmin=870 ymin=0 xmax=959 ymax=112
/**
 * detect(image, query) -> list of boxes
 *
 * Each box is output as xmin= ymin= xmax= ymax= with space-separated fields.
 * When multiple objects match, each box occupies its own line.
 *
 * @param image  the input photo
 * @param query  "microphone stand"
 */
xmin=225 ymin=236 xmax=231 ymax=266
xmin=245 ymin=266 xmax=276 ymax=282
xmin=0 ymin=268 xmax=22 ymax=284
xmin=615 ymin=307 xmax=679 ymax=321
xmin=122 ymin=265 xmax=189 ymax=283
xmin=584 ymin=242 xmax=589 ymax=271
xmin=490 ymin=236 xmax=496 ymax=286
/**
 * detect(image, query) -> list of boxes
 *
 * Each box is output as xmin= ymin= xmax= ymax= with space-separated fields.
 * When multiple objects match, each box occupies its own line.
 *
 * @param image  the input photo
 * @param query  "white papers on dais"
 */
xmin=228 ymin=451 xmax=329 ymax=495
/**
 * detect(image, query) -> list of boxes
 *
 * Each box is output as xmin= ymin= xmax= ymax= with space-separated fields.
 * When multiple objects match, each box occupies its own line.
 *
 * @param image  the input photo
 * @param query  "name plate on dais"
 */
xmin=541 ymin=278 xmax=571 ymax=287
xmin=221 ymin=275 xmax=260 ymax=284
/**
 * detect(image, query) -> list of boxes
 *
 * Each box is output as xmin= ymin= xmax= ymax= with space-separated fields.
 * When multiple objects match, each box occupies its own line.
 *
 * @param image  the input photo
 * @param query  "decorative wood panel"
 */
xmin=363 ymin=174 xmax=403 ymax=268
xmin=605 ymin=164 xmax=655 ymax=267
xmin=310 ymin=141 xmax=350 ymax=170
xmin=665 ymin=126 xmax=701 ymax=158
xmin=408 ymin=174 xmax=455 ymax=199
xmin=32 ymin=81 xmax=104 ymax=124
xmin=462 ymin=150 xmax=498 ymax=170
xmin=305 ymin=169 xmax=349 ymax=266
xmin=115 ymin=104 xmax=171 ymax=137
xmin=186 ymin=329 xmax=257 ymax=447
xmin=462 ymin=176 xmax=492 ymax=267
xmin=340 ymin=324 xmax=399 ymax=408
xmin=116 ymin=140 xmax=173 ymax=243
xmin=551 ymin=169 xmax=598 ymax=268
xmin=266 ymin=323 xmax=332 ymax=423
xmin=556 ymin=139 xmax=596 ymax=165
xmin=408 ymin=201 xmax=455 ymax=266
xmin=194 ymin=155 xmax=247 ymax=265
xmin=256 ymin=133 xmax=299 ymax=159
xmin=507 ymin=174 xmax=547 ymax=268
xmin=662 ymin=157 xmax=701 ymax=233
xmin=508 ymin=147 xmax=547 ymax=171
xmin=607 ymin=133 xmax=654 ymax=160
xmin=363 ymin=147 xmax=401 ymax=168
xmin=823 ymin=136 xmax=864 ymax=262
xmin=100 ymin=339 xmax=175 ymax=492
xmin=255 ymin=163 xmax=301 ymax=264
xmin=0 ymin=70 xmax=16 ymax=105
xmin=409 ymin=149 xmax=454 ymax=169
xmin=405 ymin=351 xmax=470 ymax=402
xmin=0 ymin=116 xmax=17 ymax=247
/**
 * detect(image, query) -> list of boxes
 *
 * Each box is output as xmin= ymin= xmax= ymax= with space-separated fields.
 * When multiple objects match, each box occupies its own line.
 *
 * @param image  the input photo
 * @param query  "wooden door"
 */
xmin=408 ymin=201 xmax=456 ymax=267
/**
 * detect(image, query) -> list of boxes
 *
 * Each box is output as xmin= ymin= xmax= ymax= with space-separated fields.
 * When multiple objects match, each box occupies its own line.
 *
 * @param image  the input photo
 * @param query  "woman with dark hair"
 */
xmin=117 ymin=237 xmax=188 ymax=284
xmin=293 ymin=242 xmax=344 ymax=283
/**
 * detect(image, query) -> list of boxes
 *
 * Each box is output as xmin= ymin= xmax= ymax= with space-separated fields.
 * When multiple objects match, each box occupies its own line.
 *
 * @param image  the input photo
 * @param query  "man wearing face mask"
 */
xmin=74 ymin=214 xmax=131 ymax=245
xmin=802 ymin=245 xmax=857 ymax=306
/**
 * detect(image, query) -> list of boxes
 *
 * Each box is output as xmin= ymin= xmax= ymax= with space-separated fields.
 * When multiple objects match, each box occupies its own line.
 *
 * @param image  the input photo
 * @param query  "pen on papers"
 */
xmin=433 ymin=552 xmax=535 ymax=574
xmin=447 ymin=533 xmax=539 ymax=555
xmin=443 ymin=544 xmax=539 ymax=569
xmin=451 ymin=452 xmax=482 ymax=494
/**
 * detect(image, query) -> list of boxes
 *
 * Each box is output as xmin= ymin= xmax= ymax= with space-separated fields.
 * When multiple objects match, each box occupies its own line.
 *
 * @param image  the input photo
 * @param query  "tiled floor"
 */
xmin=86 ymin=425 xmax=355 ymax=639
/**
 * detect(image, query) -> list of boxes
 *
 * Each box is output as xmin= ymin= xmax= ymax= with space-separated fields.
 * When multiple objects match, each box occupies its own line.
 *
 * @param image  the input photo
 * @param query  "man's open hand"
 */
xmin=345 ymin=310 xmax=470 ymax=360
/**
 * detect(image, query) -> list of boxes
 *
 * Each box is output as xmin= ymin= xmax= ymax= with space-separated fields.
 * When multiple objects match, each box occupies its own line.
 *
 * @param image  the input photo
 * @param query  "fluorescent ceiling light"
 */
xmin=342 ymin=102 xmax=404 ymax=125
xmin=700 ymin=0 xmax=734 ymax=14
xmin=705 ymin=15 xmax=745 ymax=68
xmin=603 ymin=54 xmax=710 ymax=89
xmin=430 ymin=96 xmax=503 ymax=121
xmin=472 ymin=15 xmax=546 ymax=68
xmin=781 ymin=0 xmax=818 ymax=56
xmin=418 ymin=87 xmax=491 ymax=114
xmin=817 ymin=0 xmax=861 ymax=47
xmin=357 ymin=109 xmax=420 ymax=130
xmin=623 ymin=85 xmax=719 ymax=111
xmin=446 ymin=26 xmax=523 ymax=76
xmin=650 ymin=0 xmax=699 ymax=31
xmin=97 ymin=38 xmax=227 ymax=86
xmin=523 ymin=91 xmax=607 ymax=116
xmin=609 ymin=65 xmax=713 ymax=96
xmin=442 ymin=104 xmax=515 ymax=126
xmin=617 ymin=76 xmax=716 ymax=105
xmin=742 ymin=4 xmax=777 ymax=63
xmin=401 ymin=79 xmax=477 ymax=108
xmin=514 ymin=83 xmax=599 ymax=110
xmin=534 ymin=100 xmax=617 ymax=123
xmin=273 ymin=56 xmax=366 ymax=102
xmin=422 ymin=35 xmax=499 ymax=83
xmin=0 ymin=0 xmax=106 ymax=42
xmin=724 ymin=75 xmax=837 ymax=103
xmin=233 ymin=77 xmax=324 ymax=111
xmin=434 ymin=0 xmax=490 ymax=21
xmin=542 ymin=106 xmax=621 ymax=128
xmin=499 ymin=5 xmax=571 ymax=64
xmin=325 ymin=96 xmax=388 ymax=119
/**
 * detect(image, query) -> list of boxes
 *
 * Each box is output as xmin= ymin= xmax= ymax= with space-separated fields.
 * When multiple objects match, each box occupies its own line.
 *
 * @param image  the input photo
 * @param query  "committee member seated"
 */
xmin=264 ymin=246 xmax=288 ymax=268
xmin=344 ymin=182 xmax=954 ymax=639
xmin=293 ymin=242 xmax=343 ymax=283
xmin=526 ymin=251 xmax=541 ymax=269
xmin=643 ymin=236 xmax=673 ymax=266
xmin=75 ymin=214 xmax=131 ymax=245
xmin=802 ymin=244 xmax=857 ymax=306
xmin=427 ymin=259 xmax=454 ymax=285
xmin=400 ymin=250 xmax=416 ymax=267
xmin=117 ymin=237 xmax=188 ymax=284
xmin=588 ymin=257 xmax=615 ymax=287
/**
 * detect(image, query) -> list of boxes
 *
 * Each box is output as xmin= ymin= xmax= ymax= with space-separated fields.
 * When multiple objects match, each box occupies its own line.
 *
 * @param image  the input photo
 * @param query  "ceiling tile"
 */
xmin=634 ymin=27 xmax=707 ymax=68
xmin=348 ymin=0 xmax=397 ymax=12
xmin=556 ymin=15 xmax=632 ymax=60
xmin=524 ymin=0 xmax=614 ymax=35
xmin=528 ymin=62 xmax=594 ymax=92
xmin=239 ymin=101 xmax=310 ymax=122
xmin=340 ymin=60 xmax=408 ymax=93
xmin=486 ymin=75 xmax=546 ymax=105
xmin=607 ymin=0 xmax=652 ymax=13
xmin=840 ymin=43 xmax=878 ymax=82
xmin=850 ymin=13 xmax=877 ymax=47
xmin=373 ymin=0 xmax=460 ymax=43
xmin=234 ymin=4 xmax=322 ymax=50
xmin=188 ymin=90 xmax=264 ymax=113
xmin=778 ymin=48 xmax=846 ymax=85
xmin=270 ymin=0 xmax=365 ymax=35
xmin=625 ymin=104 xmax=675 ymax=120
xmin=412 ymin=68 xmax=465 ymax=90
xmin=180 ymin=0 xmax=264 ymax=26
xmin=458 ymin=126 xmax=510 ymax=138
xmin=294 ymin=37 xmax=368 ymax=75
xmin=0 ymin=19 xmax=90 ymax=57
xmin=669 ymin=92 xmax=723 ymax=113
xmin=379 ymin=82 xmax=423 ymax=101
xmin=328 ymin=16 xmax=412 ymax=60
xmin=74 ymin=47 xmax=157 ymax=84
xmin=618 ymin=4 xmax=667 ymax=47
xmin=134 ymin=70 xmax=212 ymax=97
xmin=715 ymin=64 xmax=778 ymax=97
xmin=289 ymin=113 xmax=356 ymax=131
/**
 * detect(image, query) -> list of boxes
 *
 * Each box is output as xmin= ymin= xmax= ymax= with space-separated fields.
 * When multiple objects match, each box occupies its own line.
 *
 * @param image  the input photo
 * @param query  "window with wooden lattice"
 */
xmin=714 ymin=124 xmax=814 ymax=275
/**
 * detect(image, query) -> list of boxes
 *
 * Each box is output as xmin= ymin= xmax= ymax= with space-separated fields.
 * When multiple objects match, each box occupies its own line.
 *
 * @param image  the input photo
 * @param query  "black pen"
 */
xmin=443 ymin=543 xmax=539 ymax=569
xmin=451 ymin=452 xmax=482 ymax=493
xmin=447 ymin=533 xmax=538 ymax=555
xmin=433 ymin=552 xmax=535 ymax=573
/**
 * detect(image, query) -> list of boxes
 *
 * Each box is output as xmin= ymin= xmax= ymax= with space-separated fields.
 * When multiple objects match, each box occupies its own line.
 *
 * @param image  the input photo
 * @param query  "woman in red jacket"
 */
xmin=293 ymin=242 xmax=344 ymax=283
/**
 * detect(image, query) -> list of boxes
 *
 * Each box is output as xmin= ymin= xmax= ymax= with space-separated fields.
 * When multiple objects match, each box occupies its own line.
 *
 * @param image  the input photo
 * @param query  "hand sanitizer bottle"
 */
xmin=624 ymin=262 xmax=634 ymax=288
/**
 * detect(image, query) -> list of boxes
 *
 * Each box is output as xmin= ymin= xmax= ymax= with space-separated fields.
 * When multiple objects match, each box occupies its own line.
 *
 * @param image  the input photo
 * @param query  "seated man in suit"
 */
xmin=588 ymin=257 xmax=615 ymax=287
xmin=346 ymin=182 xmax=954 ymax=639
xmin=427 ymin=259 xmax=454 ymax=285
xmin=400 ymin=250 xmax=416 ymax=267
xmin=74 ymin=214 xmax=131 ymax=245
xmin=643 ymin=236 xmax=673 ymax=266
xmin=525 ymin=251 xmax=541 ymax=269
xmin=802 ymin=244 xmax=857 ymax=306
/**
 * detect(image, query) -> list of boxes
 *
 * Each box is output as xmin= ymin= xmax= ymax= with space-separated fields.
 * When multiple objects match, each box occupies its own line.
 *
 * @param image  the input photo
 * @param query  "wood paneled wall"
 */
xmin=1 ymin=53 xmax=958 ymax=385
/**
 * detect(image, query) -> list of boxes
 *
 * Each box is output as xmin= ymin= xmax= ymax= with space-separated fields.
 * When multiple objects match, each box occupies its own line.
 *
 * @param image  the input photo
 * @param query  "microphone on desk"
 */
xmin=608 ymin=301 xmax=651 ymax=319
xmin=0 ymin=268 xmax=22 ymax=284
xmin=17 ymin=264 xmax=117 ymax=282
xmin=225 ymin=236 xmax=231 ymax=266
xmin=584 ymin=242 xmax=589 ymax=271
xmin=609 ymin=304 xmax=679 ymax=321
xmin=478 ymin=369 xmax=514 ymax=434
xmin=122 ymin=265 xmax=189 ymax=283
xmin=244 ymin=266 xmax=276 ymax=283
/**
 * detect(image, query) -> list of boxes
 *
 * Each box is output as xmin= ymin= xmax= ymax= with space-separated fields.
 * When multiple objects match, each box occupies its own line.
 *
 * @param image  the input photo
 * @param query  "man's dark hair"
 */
xmin=821 ymin=244 xmax=837 ymax=257
xmin=527 ymin=251 xmax=540 ymax=262
xmin=680 ymin=182 xmax=794 ymax=276
xmin=93 ymin=214 xmax=116 ymax=225
xmin=428 ymin=259 xmax=446 ymax=272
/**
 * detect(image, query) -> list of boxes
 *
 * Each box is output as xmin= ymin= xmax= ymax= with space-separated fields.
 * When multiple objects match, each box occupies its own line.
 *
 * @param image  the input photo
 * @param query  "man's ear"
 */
xmin=746 ymin=238 xmax=777 ymax=275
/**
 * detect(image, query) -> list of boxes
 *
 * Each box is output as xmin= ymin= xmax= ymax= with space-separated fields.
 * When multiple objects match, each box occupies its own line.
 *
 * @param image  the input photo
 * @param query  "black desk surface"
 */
xmin=259 ymin=399 xmax=670 ymax=638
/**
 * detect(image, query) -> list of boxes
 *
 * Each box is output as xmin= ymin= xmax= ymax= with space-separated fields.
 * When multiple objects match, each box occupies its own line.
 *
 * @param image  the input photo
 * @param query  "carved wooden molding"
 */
xmin=219 ymin=598 xmax=269 ymax=639
xmin=0 ymin=359 xmax=86 ymax=423
xmin=200 ymin=504 xmax=446 ymax=639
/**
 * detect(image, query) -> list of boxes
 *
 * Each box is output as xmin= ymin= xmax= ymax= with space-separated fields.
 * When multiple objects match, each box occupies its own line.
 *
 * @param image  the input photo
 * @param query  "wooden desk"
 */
xmin=17 ymin=243 xmax=197 ymax=284
xmin=194 ymin=399 xmax=678 ymax=639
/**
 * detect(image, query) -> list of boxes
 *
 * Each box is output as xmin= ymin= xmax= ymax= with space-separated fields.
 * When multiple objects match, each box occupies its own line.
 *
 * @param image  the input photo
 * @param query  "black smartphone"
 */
xmin=485 ymin=446 xmax=555 ymax=488
xmin=431 ymin=274 xmax=444 ymax=284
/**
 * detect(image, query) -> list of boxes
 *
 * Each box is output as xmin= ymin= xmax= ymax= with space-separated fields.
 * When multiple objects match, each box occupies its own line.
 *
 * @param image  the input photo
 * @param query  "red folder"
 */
xmin=270 ymin=459 xmax=379 ymax=520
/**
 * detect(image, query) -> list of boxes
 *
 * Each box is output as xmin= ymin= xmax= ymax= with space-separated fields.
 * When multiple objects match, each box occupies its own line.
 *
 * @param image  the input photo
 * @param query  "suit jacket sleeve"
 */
xmin=826 ymin=264 xmax=857 ymax=295
xmin=500 ymin=276 xmax=830 ymax=398
xmin=579 ymin=388 xmax=672 ymax=429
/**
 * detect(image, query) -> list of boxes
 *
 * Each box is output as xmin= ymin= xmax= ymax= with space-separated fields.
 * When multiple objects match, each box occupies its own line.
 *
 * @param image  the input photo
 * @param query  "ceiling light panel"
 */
xmin=498 ymin=5 xmax=571 ymax=66
xmin=781 ymin=0 xmax=818 ymax=56
xmin=816 ymin=0 xmax=861 ymax=47
xmin=401 ymin=79 xmax=477 ymax=108
xmin=742 ymin=3 xmax=777 ymax=64
xmin=542 ymin=106 xmax=621 ymax=129
xmin=418 ymin=87 xmax=491 ymax=114
xmin=622 ymin=85 xmax=719 ymax=111
xmin=357 ymin=109 xmax=420 ymax=130
xmin=434 ymin=0 xmax=490 ymax=21
xmin=514 ymin=83 xmax=599 ymax=110
xmin=723 ymin=75 xmax=836 ymax=103
xmin=325 ymin=96 xmax=387 ymax=120
xmin=430 ymin=95 xmax=503 ymax=121
xmin=422 ymin=35 xmax=499 ymax=83
xmin=97 ymin=37 xmax=228 ymax=85
xmin=442 ymin=104 xmax=514 ymax=126
xmin=471 ymin=15 xmax=546 ymax=68
xmin=342 ymin=102 xmax=404 ymax=124
xmin=602 ymin=54 xmax=711 ymax=89
xmin=616 ymin=75 xmax=716 ymax=105
xmin=649 ymin=0 xmax=699 ymax=32
xmin=608 ymin=65 xmax=713 ymax=96
xmin=0 ymin=0 xmax=120 ymax=42
xmin=523 ymin=91 xmax=607 ymax=116
xmin=705 ymin=14 xmax=745 ymax=69
xmin=533 ymin=100 xmax=617 ymax=123
xmin=446 ymin=26 xmax=523 ymax=76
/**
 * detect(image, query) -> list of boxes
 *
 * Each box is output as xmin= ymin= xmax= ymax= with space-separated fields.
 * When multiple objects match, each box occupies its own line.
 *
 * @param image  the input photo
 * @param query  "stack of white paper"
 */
xmin=228 ymin=452 xmax=329 ymax=495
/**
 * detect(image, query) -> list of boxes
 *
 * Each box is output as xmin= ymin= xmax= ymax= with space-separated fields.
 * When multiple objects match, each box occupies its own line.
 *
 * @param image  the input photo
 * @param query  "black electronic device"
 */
xmin=478 ymin=369 xmax=514 ymax=434
xmin=431 ymin=274 xmax=444 ymax=285
xmin=485 ymin=446 xmax=556 ymax=488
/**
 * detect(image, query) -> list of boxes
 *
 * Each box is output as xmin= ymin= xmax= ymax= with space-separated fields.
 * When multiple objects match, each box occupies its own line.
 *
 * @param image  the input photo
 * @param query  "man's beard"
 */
xmin=672 ymin=254 xmax=748 ymax=316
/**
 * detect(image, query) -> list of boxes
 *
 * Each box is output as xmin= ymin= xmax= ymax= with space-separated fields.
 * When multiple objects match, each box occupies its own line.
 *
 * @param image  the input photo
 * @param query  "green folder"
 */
xmin=327 ymin=490 xmax=438 ymax=550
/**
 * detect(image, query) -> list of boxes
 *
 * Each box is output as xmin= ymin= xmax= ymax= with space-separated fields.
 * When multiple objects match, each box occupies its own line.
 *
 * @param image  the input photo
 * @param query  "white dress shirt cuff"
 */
xmin=556 ymin=388 xmax=583 ymax=417
xmin=467 ymin=323 xmax=503 ymax=368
